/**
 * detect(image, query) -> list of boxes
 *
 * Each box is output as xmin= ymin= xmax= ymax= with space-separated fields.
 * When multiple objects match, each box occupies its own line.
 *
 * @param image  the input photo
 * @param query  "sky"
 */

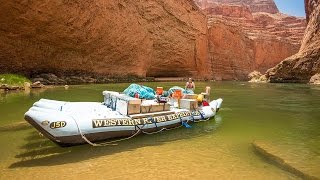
xmin=274 ymin=0 xmax=306 ymax=17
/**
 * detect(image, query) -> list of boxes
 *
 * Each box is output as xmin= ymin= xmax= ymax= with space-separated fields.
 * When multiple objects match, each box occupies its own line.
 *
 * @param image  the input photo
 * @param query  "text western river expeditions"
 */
xmin=92 ymin=110 xmax=203 ymax=128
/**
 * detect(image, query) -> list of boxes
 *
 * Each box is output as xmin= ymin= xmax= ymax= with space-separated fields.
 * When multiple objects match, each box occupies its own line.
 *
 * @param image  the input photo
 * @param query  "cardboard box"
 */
xmin=183 ymin=94 xmax=198 ymax=99
xmin=179 ymin=99 xmax=198 ymax=111
xmin=140 ymin=103 xmax=170 ymax=113
xmin=116 ymin=95 xmax=141 ymax=115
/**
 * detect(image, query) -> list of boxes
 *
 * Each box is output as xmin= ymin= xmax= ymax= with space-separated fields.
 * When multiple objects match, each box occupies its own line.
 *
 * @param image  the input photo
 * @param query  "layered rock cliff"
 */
xmin=195 ymin=0 xmax=306 ymax=80
xmin=266 ymin=0 xmax=320 ymax=83
xmin=0 ymin=0 xmax=210 ymax=81
xmin=196 ymin=0 xmax=279 ymax=14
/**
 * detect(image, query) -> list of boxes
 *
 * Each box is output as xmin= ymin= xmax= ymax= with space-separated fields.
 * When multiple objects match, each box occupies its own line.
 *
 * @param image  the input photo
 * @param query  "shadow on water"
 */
xmin=9 ymin=115 xmax=223 ymax=168
xmin=0 ymin=122 xmax=31 ymax=132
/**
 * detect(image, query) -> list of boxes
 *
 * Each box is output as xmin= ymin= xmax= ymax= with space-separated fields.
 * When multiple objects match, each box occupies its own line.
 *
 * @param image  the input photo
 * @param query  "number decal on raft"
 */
xmin=50 ymin=121 xmax=67 ymax=129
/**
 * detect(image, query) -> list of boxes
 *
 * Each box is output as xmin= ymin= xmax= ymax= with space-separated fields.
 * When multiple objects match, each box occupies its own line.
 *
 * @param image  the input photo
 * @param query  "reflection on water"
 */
xmin=10 ymin=116 xmax=222 ymax=168
xmin=0 ymin=82 xmax=319 ymax=179
xmin=0 ymin=87 xmax=48 ymax=100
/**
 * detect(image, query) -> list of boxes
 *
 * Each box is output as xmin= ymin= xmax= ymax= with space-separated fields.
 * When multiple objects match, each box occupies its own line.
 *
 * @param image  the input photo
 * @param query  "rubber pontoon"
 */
xmin=24 ymin=98 xmax=223 ymax=147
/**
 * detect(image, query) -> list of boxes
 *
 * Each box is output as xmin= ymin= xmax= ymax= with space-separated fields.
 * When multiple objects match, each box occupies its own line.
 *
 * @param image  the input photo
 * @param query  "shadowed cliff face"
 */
xmin=266 ymin=0 xmax=320 ymax=83
xmin=195 ymin=0 xmax=306 ymax=80
xmin=0 ymin=0 xmax=210 ymax=79
xmin=208 ymin=22 xmax=254 ymax=80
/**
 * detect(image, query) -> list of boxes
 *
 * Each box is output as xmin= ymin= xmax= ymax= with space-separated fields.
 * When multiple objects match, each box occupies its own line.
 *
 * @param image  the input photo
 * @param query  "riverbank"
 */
xmin=30 ymin=73 xmax=214 ymax=85
xmin=0 ymin=74 xmax=31 ymax=90
xmin=0 ymin=74 xmax=46 ymax=91
xmin=3 ymin=72 xmax=320 ymax=87
xmin=30 ymin=73 xmax=156 ymax=85
xmin=0 ymin=74 xmax=30 ymax=85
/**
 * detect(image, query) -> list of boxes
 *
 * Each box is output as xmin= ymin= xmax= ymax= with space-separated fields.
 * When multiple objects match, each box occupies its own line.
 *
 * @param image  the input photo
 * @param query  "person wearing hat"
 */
xmin=185 ymin=78 xmax=195 ymax=92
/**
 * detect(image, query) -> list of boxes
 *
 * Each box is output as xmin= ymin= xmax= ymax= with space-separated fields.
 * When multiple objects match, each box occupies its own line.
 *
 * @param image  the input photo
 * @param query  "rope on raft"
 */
xmin=71 ymin=116 xmax=142 ymax=146
xmin=70 ymin=113 xmax=212 ymax=147
xmin=195 ymin=111 xmax=210 ymax=122
xmin=141 ymin=123 xmax=184 ymax=135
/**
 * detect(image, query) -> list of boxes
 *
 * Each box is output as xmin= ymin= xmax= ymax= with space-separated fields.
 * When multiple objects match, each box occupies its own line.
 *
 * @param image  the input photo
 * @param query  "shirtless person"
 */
xmin=185 ymin=78 xmax=195 ymax=92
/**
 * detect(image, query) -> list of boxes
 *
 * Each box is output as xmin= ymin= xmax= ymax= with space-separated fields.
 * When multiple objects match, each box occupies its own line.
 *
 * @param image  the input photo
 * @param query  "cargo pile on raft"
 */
xmin=24 ymin=84 xmax=223 ymax=146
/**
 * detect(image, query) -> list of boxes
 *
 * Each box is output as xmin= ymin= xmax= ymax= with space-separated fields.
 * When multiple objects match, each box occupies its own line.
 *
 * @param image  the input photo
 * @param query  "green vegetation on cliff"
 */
xmin=0 ymin=74 xmax=31 ymax=86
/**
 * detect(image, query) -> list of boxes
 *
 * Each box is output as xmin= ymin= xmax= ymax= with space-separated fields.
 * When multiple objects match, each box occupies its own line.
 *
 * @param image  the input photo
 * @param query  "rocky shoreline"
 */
xmin=0 ymin=73 xmax=157 ymax=91
xmin=29 ymin=73 xmax=216 ymax=85
xmin=2 ymin=72 xmax=318 ymax=90
xmin=0 ymin=81 xmax=45 ymax=91
xmin=29 ymin=73 xmax=156 ymax=85
xmin=3 ymin=72 xmax=319 ymax=90
xmin=309 ymin=74 xmax=320 ymax=84
xmin=248 ymin=71 xmax=320 ymax=85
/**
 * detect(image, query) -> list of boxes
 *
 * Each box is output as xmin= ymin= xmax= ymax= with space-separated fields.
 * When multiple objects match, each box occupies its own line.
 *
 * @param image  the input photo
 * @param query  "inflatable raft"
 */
xmin=25 ymin=94 xmax=223 ymax=147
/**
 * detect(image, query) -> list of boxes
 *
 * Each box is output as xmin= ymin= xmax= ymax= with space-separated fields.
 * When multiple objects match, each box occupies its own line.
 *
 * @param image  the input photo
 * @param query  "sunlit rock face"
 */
xmin=266 ymin=0 xmax=320 ymax=83
xmin=0 ymin=0 xmax=210 ymax=79
xmin=195 ymin=0 xmax=279 ymax=14
xmin=194 ymin=0 xmax=306 ymax=80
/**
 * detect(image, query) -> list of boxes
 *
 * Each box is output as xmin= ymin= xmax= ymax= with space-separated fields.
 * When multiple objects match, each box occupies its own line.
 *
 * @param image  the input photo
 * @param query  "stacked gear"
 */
xmin=167 ymin=86 xmax=194 ymax=97
xmin=123 ymin=84 xmax=156 ymax=100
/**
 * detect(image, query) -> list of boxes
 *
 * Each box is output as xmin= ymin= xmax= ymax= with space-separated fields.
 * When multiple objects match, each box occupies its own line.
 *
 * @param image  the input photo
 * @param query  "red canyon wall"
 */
xmin=266 ymin=0 xmax=320 ymax=83
xmin=0 ymin=0 xmax=210 ymax=80
xmin=0 ymin=0 xmax=311 ymax=82
xmin=196 ymin=0 xmax=279 ymax=14
xmin=195 ymin=0 xmax=306 ymax=80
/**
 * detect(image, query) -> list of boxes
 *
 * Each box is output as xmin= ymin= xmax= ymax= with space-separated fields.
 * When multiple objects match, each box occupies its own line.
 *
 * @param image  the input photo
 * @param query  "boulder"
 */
xmin=309 ymin=73 xmax=320 ymax=84
xmin=24 ymin=82 xmax=31 ymax=89
xmin=0 ymin=84 xmax=8 ymax=89
xmin=248 ymin=71 xmax=262 ymax=80
xmin=253 ymin=141 xmax=320 ymax=179
xmin=248 ymin=71 xmax=267 ymax=83
xmin=0 ymin=84 xmax=20 ymax=90
xmin=31 ymin=81 xmax=45 ymax=88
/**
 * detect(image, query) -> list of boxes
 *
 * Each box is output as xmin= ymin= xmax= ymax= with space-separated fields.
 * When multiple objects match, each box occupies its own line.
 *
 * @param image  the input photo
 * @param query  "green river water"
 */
xmin=0 ymin=82 xmax=319 ymax=179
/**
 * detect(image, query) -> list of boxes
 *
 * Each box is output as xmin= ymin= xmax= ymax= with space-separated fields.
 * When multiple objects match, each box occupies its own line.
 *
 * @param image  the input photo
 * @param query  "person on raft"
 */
xmin=185 ymin=78 xmax=195 ymax=92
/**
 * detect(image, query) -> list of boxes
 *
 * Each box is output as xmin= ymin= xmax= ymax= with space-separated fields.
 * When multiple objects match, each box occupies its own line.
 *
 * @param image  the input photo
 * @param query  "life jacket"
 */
xmin=202 ymin=101 xmax=209 ymax=106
